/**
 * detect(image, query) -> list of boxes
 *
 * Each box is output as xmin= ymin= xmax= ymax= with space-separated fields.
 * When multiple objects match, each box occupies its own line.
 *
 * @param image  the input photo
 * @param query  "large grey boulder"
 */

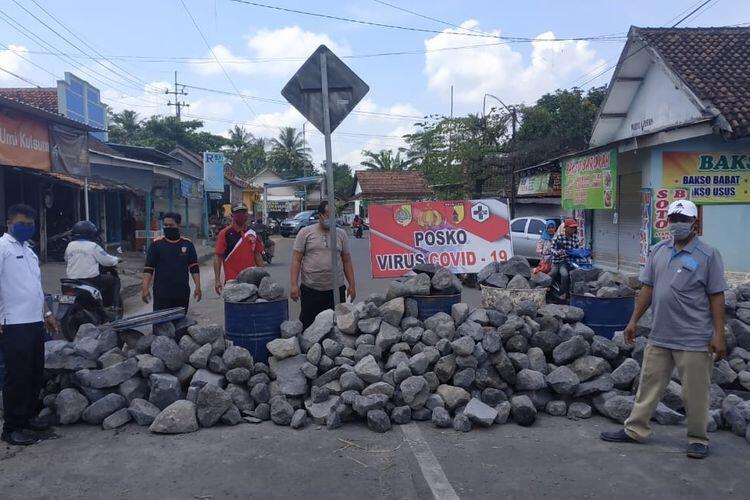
xmin=118 ymin=377 xmax=149 ymax=403
xmin=367 ymin=409 xmax=392 ymax=433
xmin=102 ymin=408 xmax=132 ymax=430
xmin=301 ymin=310 xmax=335 ymax=352
xmin=258 ymin=277 xmax=284 ymax=300
xmin=400 ymin=376 xmax=430 ymax=409
xmin=82 ymin=393 xmax=127 ymax=425
xmin=150 ymin=336 xmax=185 ymax=371
xmin=128 ymin=398 xmax=162 ymax=426
xmin=570 ymin=356 xmax=611 ymax=382
xmin=190 ymin=368 xmax=225 ymax=388
xmin=515 ymin=369 xmax=547 ymax=391
xmin=379 ymin=297 xmax=405 ymax=326
xmin=611 ymin=358 xmax=640 ymax=388
xmin=188 ymin=343 xmax=212 ymax=369
xmin=270 ymin=396 xmax=295 ymax=426
xmin=436 ymin=384 xmax=470 ymax=411
xmin=510 ymin=395 xmax=537 ymax=426
xmin=55 ymin=388 xmax=89 ymax=425
xmin=376 ymin=322 xmax=402 ymax=353
xmin=150 ymin=400 xmax=199 ymax=434
xmin=237 ymin=267 xmax=270 ymax=286
xmin=196 ymin=384 xmax=233 ymax=427
xmin=387 ymin=274 xmax=431 ymax=299
xmin=545 ymin=366 xmax=580 ymax=395
xmin=552 ymin=335 xmax=588 ymax=365
xmin=601 ymin=395 xmax=635 ymax=423
xmin=354 ymin=354 xmax=383 ymax=383
xmin=187 ymin=324 xmax=223 ymax=345
xmin=280 ymin=320 xmax=303 ymax=339
xmin=270 ymin=354 xmax=308 ymax=397
xmin=76 ymin=358 xmax=139 ymax=389
xmin=335 ymin=302 xmax=360 ymax=335
xmin=305 ymin=396 xmax=341 ymax=424
xmin=267 ymin=337 xmax=300 ymax=360
xmin=464 ymin=398 xmax=498 ymax=427
xmin=148 ymin=373 xmax=182 ymax=409
xmin=223 ymin=345 xmax=254 ymax=370
xmin=222 ymin=282 xmax=258 ymax=302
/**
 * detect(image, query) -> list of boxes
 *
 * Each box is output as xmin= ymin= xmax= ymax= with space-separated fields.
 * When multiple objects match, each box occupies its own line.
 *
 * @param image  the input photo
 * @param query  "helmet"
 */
xmin=71 ymin=220 xmax=98 ymax=241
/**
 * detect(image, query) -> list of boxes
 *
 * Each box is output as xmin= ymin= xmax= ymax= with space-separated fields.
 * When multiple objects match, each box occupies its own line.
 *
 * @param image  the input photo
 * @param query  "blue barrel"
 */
xmin=225 ymin=299 xmax=289 ymax=364
xmin=570 ymin=294 xmax=635 ymax=339
xmin=0 ymin=349 xmax=4 ymax=390
xmin=412 ymin=293 xmax=462 ymax=321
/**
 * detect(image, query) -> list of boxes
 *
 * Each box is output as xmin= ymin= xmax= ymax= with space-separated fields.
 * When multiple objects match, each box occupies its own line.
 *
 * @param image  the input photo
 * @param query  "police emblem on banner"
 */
xmin=394 ymin=205 xmax=412 ymax=226
xmin=446 ymin=203 xmax=465 ymax=224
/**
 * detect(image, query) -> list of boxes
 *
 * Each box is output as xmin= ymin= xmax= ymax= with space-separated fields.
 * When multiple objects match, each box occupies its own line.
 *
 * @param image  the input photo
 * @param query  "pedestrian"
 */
xmin=548 ymin=218 xmax=580 ymax=299
xmin=290 ymin=201 xmax=356 ymax=329
xmin=142 ymin=212 xmax=201 ymax=312
xmin=0 ymin=204 xmax=60 ymax=446
xmin=213 ymin=203 xmax=264 ymax=295
xmin=534 ymin=219 xmax=557 ymax=273
xmin=601 ymin=200 xmax=727 ymax=459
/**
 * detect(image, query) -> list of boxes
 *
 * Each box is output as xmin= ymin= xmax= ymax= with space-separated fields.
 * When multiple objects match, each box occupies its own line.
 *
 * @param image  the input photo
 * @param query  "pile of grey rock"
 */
xmin=477 ymin=257 xmax=552 ymax=290
xmin=40 ymin=320 xmax=264 ymax=434
xmin=222 ymin=267 xmax=286 ymax=303
xmin=571 ymin=269 xmax=636 ymax=299
xmin=262 ymin=280 xmax=750 ymax=442
xmin=385 ymin=264 xmax=463 ymax=300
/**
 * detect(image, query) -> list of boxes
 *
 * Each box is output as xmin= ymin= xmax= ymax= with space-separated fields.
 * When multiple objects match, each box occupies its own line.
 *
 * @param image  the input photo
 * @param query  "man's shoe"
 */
xmin=26 ymin=417 xmax=51 ymax=432
xmin=1 ymin=430 xmax=40 ymax=446
xmin=687 ymin=443 xmax=709 ymax=459
xmin=600 ymin=429 xmax=639 ymax=443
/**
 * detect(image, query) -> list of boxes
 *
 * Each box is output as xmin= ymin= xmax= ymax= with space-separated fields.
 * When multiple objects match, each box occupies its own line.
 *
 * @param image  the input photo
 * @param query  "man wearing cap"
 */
xmin=213 ymin=203 xmax=265 ymax=294
xmin=601 ymin=200 xmax=727 ymax=459
xmin=549 ymin=218 xmax=581 ymax=300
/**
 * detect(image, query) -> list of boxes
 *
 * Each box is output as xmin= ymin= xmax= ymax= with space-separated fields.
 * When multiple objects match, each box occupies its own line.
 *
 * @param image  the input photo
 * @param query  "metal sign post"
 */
xmin=282 ymin=45 xmax=369 ymax=306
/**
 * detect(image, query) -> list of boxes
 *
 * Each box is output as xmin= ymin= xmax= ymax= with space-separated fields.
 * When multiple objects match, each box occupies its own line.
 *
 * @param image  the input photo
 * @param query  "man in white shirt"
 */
xmin=0 ymin=204 xmax=59 ymax=446
xmin=65 ymin=220 xmax=120 ymax=308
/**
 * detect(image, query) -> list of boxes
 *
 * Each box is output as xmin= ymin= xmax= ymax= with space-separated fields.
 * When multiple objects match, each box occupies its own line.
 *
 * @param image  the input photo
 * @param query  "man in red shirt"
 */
xmin=213 ymin=203 xmax=264 ymax=294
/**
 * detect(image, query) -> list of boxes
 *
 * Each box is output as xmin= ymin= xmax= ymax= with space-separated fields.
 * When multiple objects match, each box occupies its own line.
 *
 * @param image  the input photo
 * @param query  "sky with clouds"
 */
xmin=1 ymin=0 xmax=747 ymax=170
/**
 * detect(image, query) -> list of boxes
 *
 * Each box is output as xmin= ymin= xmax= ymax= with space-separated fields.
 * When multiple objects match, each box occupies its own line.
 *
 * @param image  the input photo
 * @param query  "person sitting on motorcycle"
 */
xmin=352 ymin=215 xmax=363 ymax=238
xmin=548 ymin=218 xmax=580 ymax=300
xmin=65 ymin=221 xmax=120 ymax=308
xmin=535 ymin=219 xmax=557 ymax=266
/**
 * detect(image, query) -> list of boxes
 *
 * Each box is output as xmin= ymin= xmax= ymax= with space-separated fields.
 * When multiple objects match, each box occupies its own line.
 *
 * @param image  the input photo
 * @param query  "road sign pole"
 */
xmin=320 ymin=52 xmax=340 ymax=306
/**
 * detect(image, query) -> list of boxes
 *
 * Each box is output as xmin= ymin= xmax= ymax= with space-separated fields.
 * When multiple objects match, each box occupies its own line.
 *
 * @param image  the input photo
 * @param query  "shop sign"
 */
xmin=662 ymin=152 xmax=750 ymax=203
xmin=0 ymin=111 xmax=51 ymax=171
xmin=517 ymin=172 xmax=562 ymax=196
xmin=640 ymin=189 xmax=652 ymax=266
xmin=203 ymin=152 xmax=225 ymax=192
xmin=368 ymin=199 xmax=512 ymax=278
xmin=561 ymin=149 xmax=617 ymax=210
xmin=651 ymin=187 xmax=689 ymax=244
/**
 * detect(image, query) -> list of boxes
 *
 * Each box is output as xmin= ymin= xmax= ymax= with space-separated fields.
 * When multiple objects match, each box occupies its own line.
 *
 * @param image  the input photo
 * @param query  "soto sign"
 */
xmin=368 ymin=199 xmax=512 ymax=278
xmin=561 ymin=149 xmax=617 ymax=210
xmin=662 ymin=152 xmax=750 ymax=203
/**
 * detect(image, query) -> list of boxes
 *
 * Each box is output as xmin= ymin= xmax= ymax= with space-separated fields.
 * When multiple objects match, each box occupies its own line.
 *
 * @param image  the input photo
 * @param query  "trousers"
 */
xmin=300 ymin=284 xmax=346 ymax=330
xmin=86 ymin=273 xmax=120 ymax=308
xmin=549 ymin=262 xmax=571 ymax=296
xmin=154 ymin=293 xmax=190 ymax=313
xmin=0 ymin=322 xmax=44 ymax=432
xmin=624 ymin=344 xmax=712 ymax=445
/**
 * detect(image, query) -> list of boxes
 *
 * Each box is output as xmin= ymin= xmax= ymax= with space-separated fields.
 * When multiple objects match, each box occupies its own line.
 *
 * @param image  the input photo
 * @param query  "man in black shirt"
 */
xmin=142 ymin=213 xmax=201 ymax=312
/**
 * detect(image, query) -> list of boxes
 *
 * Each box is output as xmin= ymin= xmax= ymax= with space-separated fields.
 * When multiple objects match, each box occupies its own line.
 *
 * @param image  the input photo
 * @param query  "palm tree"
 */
xmin=270 ymin=126 xmax=310 ymax=162
xmin=110 ymin=109 xmax=142 ymax=144
xmin=360 ymin=148 xmax=414 ymax=171
xmin=228 ymin=125 xmax=253 ymax=150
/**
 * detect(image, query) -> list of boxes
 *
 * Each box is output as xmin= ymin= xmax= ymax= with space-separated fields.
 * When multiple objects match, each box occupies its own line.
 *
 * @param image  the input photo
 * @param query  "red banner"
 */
xmin=368 ymin=199 xmax=512 ymax=278
xmin=0 ymin=110 xmax=51 ymax=171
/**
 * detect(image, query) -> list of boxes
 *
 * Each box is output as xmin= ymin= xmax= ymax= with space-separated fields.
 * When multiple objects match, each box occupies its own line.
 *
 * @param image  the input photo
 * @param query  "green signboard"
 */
xmin=561 ymin=149 xmax=617 ymax=210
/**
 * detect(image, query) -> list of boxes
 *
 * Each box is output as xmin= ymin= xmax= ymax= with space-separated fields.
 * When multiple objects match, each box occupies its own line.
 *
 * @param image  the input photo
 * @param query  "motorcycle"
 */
xmin=251 ymin=221 xmax=275 ymax=264
xmin=547 ymin=248 xmax=593 ymax=304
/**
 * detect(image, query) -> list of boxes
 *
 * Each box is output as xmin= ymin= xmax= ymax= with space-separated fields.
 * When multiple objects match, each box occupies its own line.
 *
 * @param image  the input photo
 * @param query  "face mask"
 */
xmin=232 ymin=214 xmax=248 ymax=226
xmin=11 ymin=222 xmax=35 ymax=243
xmin=163 ymin=227 xmax=180 ymax=240
xmin=320 ymin=217 xmax=331 ymax=229
xmin=669 ymin=221 xmax=693 ymax=241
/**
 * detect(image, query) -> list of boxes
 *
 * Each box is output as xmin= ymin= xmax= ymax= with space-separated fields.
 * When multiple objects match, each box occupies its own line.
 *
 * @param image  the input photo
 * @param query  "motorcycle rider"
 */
xmin=64 ymin=221 xmax=120 ymax=309
xmin=352 ymin=215 xmax=363 ymax=238
xmin=548 ymin=218 xmax=580 ymax=300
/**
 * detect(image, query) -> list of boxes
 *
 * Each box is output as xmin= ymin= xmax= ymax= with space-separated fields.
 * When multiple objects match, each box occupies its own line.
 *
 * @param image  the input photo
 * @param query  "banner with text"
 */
xmin=561 ymin=149 xmax=617 ymax=210
xmin=368 ymin=199 xmax=512 ymax=278
xmin=203 ymin=151 xmax=225 ymax=193
xmin=662 ymin=152 xmax=750 ymax=203
xmin=0 ymin=111 xmax=51 ymax=171
xmin=651 ymin=187 xmax=690 ymax=244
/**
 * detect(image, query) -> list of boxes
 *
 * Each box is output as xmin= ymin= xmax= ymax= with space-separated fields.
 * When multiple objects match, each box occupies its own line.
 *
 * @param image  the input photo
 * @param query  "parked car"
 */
xmin=280 ymin=210 xmax=318 ymax=237
xmin=510 ymin=216 xmax=562 ymax=261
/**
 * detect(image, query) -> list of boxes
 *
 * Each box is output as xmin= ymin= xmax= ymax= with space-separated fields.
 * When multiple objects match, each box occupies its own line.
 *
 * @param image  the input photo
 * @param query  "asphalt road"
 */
xmin=3 ymin=233 xmax=750 ymax=499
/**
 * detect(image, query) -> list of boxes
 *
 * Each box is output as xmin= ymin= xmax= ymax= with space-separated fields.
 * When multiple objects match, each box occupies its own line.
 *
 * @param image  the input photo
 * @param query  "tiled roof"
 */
xmin=354 ymin=170 xmax=431 ymax=200
xmin=0 ymin=87 xmax=58 ymax=113
xmin=636 ymin=27 xmax=750 ymax=138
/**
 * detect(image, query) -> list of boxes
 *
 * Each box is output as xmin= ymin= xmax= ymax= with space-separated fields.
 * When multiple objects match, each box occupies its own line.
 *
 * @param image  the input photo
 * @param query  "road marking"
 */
xmin=401 ymin=423 xmax=460 ymax=500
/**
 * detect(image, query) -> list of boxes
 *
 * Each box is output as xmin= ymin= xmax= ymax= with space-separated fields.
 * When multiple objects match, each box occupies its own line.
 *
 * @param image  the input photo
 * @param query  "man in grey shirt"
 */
xmin=290 ymin=201 xmax=356 ymax=329
xmin=601 ymin=200 xmax=727 ymax=459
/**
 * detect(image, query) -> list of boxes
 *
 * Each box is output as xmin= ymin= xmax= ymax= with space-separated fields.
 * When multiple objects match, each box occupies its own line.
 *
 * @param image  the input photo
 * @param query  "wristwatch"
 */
xmin=44 ymin=311 xmax=53 ymax=318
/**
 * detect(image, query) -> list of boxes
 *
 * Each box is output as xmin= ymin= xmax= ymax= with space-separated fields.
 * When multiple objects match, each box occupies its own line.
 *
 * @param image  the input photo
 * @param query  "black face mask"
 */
xmin=163 ymin=227 xmax=180 ymax=240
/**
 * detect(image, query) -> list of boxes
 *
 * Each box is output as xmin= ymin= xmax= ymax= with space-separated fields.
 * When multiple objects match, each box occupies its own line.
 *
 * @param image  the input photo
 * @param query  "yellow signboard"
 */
xmin=662 ymin=152 xmax=750 ymax=203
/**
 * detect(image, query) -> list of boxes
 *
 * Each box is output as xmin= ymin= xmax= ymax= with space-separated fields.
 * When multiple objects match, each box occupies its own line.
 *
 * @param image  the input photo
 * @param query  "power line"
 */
xmin=371 ymin=0 xmax=504 ymax=37
xmin=0 ymin=64 xmax=40 ymax=86
xmin=179 ymin=0 xmax=263 ymax=124
xmin=227 ymin=0 xmax=627 ymax=42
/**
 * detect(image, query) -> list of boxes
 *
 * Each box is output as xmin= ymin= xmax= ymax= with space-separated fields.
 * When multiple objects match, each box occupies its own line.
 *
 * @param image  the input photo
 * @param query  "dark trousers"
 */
xmin=154 ymin=293 xmax=190 ymax=313
xmin=0 ymin=322 xmax=44 ymax=432
xmin=86 ymin=274 xmax=120 ymax=308
xmin=300 ymin=284 xmax=346 ymax=330
xmin=550 ymin=262 xmax=571 ymax=296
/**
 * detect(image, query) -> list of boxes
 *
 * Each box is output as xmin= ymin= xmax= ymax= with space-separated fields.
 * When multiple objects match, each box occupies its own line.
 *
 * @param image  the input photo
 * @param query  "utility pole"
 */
xmin=166 ymin=71 xmax=189 ymax=120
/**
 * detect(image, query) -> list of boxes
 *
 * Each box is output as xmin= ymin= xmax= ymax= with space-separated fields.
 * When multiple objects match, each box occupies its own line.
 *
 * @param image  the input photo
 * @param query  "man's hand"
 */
xmin=709 ymin=334 xmax=726 ymax=361
xmin=45 ymin=315 xmax=60 ymax=336
xmin=290 ymin=285 xmax=300 ymax=302
xmin=141 ymin=288 xmax=151 ymax=304
xmin=215 ymin=280 xmax=223 ymax=295
xmin=194 ymin=287 xmax=202 ymax=302
xmin=623 ymin=321 xmax=637 ymax=345
xmin=347 ymin=286 xmax=356 ymax=303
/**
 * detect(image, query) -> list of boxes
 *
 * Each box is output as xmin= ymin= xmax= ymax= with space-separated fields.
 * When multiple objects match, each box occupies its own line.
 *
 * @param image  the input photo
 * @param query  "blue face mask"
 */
xmin=11 ymin=222 xmax=35 ymax=243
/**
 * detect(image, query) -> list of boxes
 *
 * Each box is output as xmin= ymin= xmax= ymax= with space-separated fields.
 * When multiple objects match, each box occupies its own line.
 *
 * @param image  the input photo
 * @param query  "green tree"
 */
xmin=226 ymin=125 xmax=265 ymax=177
xmin=107 ymin=109 xmax=142 ymax=144
xmin=137 ymin=115 xmax=227 ymax=153
xmin=360 ymin=148 xmax=414 ymax=171
xmin=331 ymin=162 xmax=353 ymax=198
xmin=269 ymin=126 xmax=310 ymax=178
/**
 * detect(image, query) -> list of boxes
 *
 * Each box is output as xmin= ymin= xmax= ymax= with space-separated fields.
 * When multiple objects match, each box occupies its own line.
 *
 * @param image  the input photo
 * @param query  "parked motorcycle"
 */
xmin=547 ymin=248 xmax=593 ymax=304
xmin=251 ymin=221 xmax=275 ymax=264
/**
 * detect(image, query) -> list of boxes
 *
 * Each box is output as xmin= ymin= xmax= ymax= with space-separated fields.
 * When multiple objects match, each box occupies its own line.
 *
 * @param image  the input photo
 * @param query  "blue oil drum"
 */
xmin=570 ymin=294 xmax=635 ymax=339
xmin=412 ymin=293 xmax=462 ymax=321
xmin=225 ymin=299 xmax=289 ymax=364
xmin=0 ymin=349 xmax=4 ymax=390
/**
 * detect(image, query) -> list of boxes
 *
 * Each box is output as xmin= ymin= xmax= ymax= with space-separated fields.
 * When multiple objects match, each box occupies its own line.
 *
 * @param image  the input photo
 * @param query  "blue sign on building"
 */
xmin=57 ymin=72 xmax=108 ymax=141
xmin=203 ymin=152 xmax=225 ymax=192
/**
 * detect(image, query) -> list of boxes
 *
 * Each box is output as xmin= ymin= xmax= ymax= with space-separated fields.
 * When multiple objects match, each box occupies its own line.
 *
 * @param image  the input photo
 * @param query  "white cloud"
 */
xmin=102 ymin=80 xmax=171 ymax=117
xmin=0 ymin=45 xmax=29 ymax=82
xmin=424 ymin=21 xmax=604 ymax=105
xmin=190 ymin=26 xmax=350 ymax=77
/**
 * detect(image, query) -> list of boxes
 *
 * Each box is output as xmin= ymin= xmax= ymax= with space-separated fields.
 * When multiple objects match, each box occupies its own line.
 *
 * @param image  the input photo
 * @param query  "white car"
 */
xmin=510 ymin=216 xmax=562 ymax=262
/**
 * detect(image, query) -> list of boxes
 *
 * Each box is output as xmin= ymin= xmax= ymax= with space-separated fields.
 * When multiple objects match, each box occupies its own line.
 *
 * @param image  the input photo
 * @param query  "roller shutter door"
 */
xmin=592 ymin=209 xmax=617 ymax=268
xmin=617 ymin=173 xmax=642 ymax=272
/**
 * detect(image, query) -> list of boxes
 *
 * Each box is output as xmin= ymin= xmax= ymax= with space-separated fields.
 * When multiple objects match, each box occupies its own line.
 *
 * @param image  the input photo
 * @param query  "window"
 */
xmin=528 ymin=219 xmax=546 ymax=235
xmin=511 ymin=218 xmax=527 ymax=233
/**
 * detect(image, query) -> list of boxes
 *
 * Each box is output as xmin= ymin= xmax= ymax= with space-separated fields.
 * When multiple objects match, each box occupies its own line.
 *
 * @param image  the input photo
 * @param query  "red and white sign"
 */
xmin=368 ymin=199 xmax=512 ymax=278
xmin=652 ymin=187 xmax=689 ymax=243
